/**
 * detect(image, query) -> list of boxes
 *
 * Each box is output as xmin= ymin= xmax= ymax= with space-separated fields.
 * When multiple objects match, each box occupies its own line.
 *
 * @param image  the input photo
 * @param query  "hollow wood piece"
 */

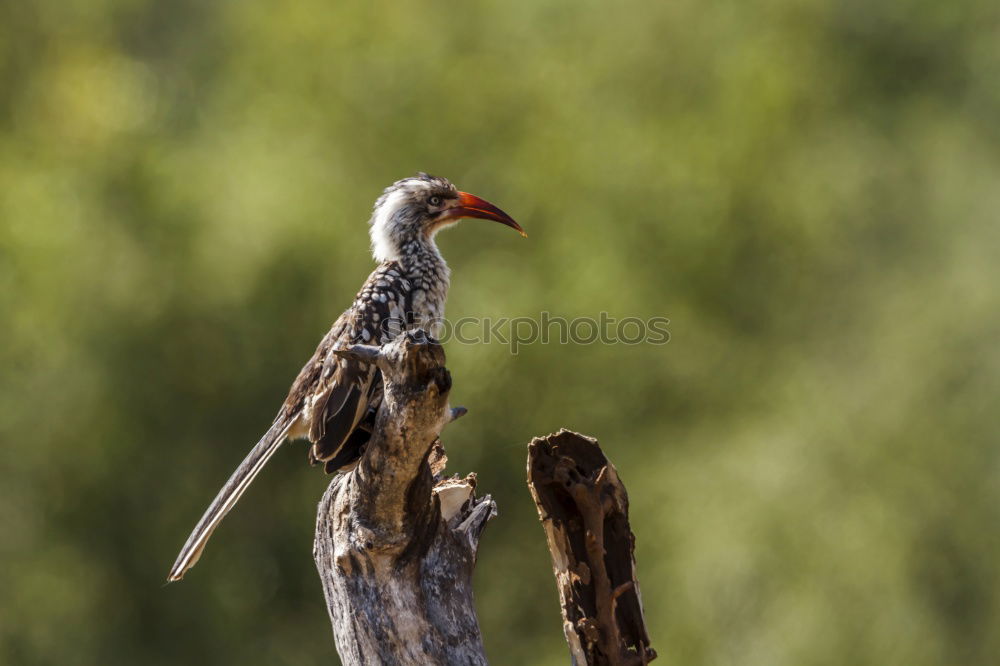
xmin=527 ymin=429 xmax=656 ymax=666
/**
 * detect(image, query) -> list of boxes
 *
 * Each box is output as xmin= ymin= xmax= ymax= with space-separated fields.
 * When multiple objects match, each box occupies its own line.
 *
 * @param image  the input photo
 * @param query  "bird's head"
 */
xmin=369 ymin=173 xmax=525 ymax=262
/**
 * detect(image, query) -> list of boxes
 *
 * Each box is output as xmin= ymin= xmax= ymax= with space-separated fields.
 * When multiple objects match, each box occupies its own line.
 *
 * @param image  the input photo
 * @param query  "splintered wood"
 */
xmin=527 ymin=430 xmax=656 ymax=666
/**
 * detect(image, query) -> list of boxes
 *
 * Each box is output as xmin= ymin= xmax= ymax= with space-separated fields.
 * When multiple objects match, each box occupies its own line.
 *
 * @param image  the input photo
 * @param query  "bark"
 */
xmin=313 ymin=330 xmax=495 ymax=666
xmin=527 ymin=430 xmax=656 ymax=666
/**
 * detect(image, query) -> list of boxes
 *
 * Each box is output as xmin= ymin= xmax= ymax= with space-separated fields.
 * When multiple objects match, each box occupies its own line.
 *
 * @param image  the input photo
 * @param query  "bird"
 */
xmin=168 ymin=173 xmax=525 ymax=582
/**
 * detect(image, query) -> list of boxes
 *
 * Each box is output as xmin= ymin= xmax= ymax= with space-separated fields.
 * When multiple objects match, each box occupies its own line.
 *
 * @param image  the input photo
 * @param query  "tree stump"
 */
xmin=312 ymin=330 xmax=495 ymax=665
xmin=527 ymin=430 xmax=656 ymax=666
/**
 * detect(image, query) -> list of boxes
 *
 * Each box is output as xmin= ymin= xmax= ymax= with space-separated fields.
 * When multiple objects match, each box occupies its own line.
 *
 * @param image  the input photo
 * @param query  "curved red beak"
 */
xmin=440 ymin=191 xmax=527 ymax=237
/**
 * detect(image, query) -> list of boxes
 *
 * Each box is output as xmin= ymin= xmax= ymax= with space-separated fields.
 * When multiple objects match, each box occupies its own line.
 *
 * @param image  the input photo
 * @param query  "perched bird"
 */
xmin=168 ymin=173 xmax=524 ymax=581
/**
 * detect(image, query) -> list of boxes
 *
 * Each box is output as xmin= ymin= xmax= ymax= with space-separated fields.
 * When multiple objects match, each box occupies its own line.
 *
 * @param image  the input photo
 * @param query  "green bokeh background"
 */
xmin=2 ymin=1 xmax=998 ymax=664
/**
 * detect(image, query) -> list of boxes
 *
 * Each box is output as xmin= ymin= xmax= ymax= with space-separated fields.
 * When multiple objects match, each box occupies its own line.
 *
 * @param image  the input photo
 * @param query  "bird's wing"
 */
xmin=320 ymin=370 xmax=383 ymax=473
xmin=306 ymin=360 xmax=375 ymax=464
xmin=305 ymin=278 xmax=405 ymax=467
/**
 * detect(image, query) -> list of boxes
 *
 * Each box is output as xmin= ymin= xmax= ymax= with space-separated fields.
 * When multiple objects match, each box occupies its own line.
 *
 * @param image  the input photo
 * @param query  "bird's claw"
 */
xmin=332 ymin=343 xmax=382 ymax=364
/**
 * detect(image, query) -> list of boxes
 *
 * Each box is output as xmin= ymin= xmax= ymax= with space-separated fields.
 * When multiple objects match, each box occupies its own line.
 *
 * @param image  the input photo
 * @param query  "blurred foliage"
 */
xmin=2 ymin=0 xmax=999 ymax=664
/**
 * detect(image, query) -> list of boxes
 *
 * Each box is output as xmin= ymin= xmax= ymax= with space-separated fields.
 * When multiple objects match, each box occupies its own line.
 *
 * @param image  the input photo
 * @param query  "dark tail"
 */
xmin=167 ymin=416 xmax=294 ymax=582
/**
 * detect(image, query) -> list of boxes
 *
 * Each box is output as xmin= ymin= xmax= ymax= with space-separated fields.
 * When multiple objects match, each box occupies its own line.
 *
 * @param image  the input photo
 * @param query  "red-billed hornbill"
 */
xmin=168 ymin=173 xmax=524 ymax=581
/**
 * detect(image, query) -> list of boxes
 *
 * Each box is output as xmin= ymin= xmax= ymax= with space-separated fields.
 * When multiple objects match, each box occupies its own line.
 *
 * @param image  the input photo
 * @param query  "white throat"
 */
xmin=369 ymin=190 xmax=409 ymax=262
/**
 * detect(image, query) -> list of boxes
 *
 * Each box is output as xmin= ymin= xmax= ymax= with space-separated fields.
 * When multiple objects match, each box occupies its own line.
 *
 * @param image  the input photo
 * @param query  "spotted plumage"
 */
xmin=168 ymin=173 xmax=524 ymax=581
xmin=285 ymin=246 xmax=449 ymax=472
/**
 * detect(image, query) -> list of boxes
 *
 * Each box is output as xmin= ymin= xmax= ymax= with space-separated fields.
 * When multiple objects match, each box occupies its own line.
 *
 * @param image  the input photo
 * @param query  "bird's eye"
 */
xmin=428 ymin=196 xmax=442 ymax=207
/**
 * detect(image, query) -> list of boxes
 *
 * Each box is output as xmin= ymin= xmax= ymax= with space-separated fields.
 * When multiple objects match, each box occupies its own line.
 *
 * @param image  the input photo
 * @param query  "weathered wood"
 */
xmin=313 ymin=330 xmax=495 ymax=666
xmin=527 ymin=430 xmax=656 ymax=666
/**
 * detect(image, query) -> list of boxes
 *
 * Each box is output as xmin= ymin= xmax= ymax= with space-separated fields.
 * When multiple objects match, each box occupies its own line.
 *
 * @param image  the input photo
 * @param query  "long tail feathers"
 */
xmin=167 ymin=416 xmax=294 ymax=582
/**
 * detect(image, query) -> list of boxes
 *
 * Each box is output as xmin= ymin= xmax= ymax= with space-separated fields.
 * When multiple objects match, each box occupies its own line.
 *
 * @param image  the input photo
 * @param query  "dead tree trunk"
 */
xmin=313 ymin=330 xmax=495 ymax=666
xmin=527 ymin=430 xmax=656 ymax=666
